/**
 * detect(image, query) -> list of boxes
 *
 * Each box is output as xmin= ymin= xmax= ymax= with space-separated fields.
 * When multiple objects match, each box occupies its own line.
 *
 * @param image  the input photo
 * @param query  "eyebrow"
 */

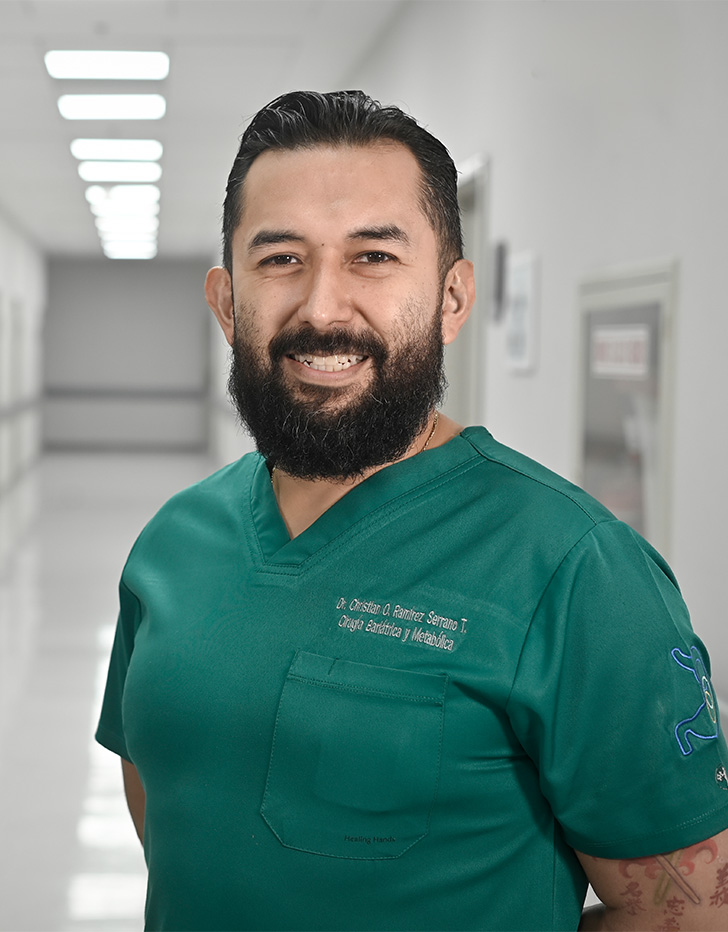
xmin=247 ymin=229 xmax=304 ymax=251
xmin=247 ymin=224 xmax=412 ymax=252
xmin=347 ymin=225 xmax=411 ymax=247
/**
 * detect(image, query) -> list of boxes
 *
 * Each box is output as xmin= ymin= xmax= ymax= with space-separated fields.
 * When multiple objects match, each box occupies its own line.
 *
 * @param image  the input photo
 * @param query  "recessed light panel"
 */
xmin=98 ymin=231 xmax=158 ymax=243
xmin=71 ymin=139 xmax=163 ymax=161
xmin=103 ymin=242 xmax=159 ymax=260
xmin=45 ymin=50 xmax=169 ymax=81
xmin=84 ymin=185 xmax=161 ymax=259
xmin=78 ymin=162 xmax=162 ymax=183
xmin=95 ymin=216 xmax=159 ymax=235
xmin=91 ymin=201 xmax=160 ymax=219
xmin=58 ymin=95 xmax=166 ymax=120
xmin=85 ymin=185 xmax=161 ymax=205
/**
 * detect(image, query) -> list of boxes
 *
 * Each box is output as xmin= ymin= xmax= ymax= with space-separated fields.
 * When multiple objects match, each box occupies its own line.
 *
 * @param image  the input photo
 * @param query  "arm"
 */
xmin=577 ymin=827 xmax=728 ymax=931
xmin=121 ymin=758 xmax=146 ymax=844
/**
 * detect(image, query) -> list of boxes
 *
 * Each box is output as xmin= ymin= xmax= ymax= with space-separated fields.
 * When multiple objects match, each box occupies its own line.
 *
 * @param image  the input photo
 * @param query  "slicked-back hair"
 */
xmin=221 ymin=90 xmax=463 ymax=277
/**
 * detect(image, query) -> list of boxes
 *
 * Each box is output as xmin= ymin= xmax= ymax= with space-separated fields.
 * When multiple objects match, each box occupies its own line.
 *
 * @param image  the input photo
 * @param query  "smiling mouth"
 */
xmin=290 ymin=353 xmax=367 ymax=372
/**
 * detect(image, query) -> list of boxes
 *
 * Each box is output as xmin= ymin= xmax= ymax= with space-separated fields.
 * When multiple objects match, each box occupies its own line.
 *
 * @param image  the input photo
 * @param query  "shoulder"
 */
xmin=455 ymin=427 xmax=629 ymax=578
xmin=124 ymin=451 xmax=263 ymax=563
xmin=150 ymin=451 xmax=258 ymax=519
xmin=458 ymin=427 xmax=684 ymax=599
xmin=460 ymin=426 xmax=614 ymax=528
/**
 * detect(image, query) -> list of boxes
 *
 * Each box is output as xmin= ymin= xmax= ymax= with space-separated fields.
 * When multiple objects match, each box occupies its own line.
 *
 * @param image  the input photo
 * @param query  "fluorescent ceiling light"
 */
xmin=58 ymin=94 xmax=166 ymax=120
xmin=91 ymin=201 xmax=160 ymax=218
xmin=85 ymin=184 xmax=160 ymax=205
xmin=110 ymin=184 xmax=160 ymax=204
xmin=78 ymin=161 xmax=162 ymax=183
xmin=71 ymin=139 xmax=163 ymax=161
xmin=45 ymin=50 xmax=169 ymax=81
xmin=98 ymin=231 xmax=158 ymax=243
xmin=95 ymin=216 xmax=159 ymax=234
xmin=104 ymin=248 xmax=158 ymax=260
xmin=85 ymin=185 xmax=109 ymax=206
xmin=103 ymin=242 xmax=158 ymax=260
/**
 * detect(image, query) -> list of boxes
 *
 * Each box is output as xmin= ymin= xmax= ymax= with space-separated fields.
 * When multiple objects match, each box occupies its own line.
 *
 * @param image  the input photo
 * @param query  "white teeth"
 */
xmin=292 ymin=353 xmax=365 ymax=372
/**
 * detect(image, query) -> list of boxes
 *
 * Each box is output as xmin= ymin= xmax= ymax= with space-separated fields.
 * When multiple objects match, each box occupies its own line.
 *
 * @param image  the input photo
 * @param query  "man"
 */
xmin=97 ymin=90 xmax=728 ymax=931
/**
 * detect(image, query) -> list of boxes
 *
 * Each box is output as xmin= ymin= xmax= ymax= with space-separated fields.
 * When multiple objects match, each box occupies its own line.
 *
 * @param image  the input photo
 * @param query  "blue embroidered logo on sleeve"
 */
xmin=671 ymin=646 xmax=719 ymax=756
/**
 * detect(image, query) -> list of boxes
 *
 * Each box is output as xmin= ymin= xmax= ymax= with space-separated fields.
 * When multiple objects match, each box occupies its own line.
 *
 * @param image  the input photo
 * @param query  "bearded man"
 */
xmin=96 ymin=90 xmax=728 ymax=932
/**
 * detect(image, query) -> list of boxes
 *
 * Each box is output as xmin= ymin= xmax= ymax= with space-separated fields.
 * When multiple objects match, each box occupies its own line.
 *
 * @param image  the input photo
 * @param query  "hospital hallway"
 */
xmin=0 ymin=452 xmax=213 ymax=932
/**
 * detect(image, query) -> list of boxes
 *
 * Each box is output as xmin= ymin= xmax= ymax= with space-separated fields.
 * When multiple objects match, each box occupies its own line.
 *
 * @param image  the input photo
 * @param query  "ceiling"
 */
xmin=0 ymin=0 xmax=403 ymax=260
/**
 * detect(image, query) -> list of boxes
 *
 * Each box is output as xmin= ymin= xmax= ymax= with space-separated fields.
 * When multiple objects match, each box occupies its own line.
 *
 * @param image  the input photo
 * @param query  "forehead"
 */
xmin=236 ymin=142 xmax=429 ymax=234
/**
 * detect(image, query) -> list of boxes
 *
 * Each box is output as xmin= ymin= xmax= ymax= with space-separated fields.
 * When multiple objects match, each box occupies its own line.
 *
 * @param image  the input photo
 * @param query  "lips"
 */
xmin=290 ymin=353 xmax=366 ymax=372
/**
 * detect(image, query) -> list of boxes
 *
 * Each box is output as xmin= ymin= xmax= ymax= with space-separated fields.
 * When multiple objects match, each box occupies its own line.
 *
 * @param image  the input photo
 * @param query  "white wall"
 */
xmin=0 ymin=211 xmax=46 ymax=574
xmin=346 ymin=1 xmax=728 ymax=697
xmin=44 ymin=258 xmax=211 ymax=451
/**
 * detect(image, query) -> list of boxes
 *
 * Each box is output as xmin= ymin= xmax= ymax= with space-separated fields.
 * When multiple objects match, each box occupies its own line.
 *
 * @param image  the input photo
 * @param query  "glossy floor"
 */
xmin=0 ymin=453 xmax=213 ymax=932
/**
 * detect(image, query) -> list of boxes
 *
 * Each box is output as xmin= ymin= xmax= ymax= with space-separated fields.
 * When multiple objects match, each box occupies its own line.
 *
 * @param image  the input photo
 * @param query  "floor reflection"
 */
xmin=0 ymin=452 xmax=212 ymax=932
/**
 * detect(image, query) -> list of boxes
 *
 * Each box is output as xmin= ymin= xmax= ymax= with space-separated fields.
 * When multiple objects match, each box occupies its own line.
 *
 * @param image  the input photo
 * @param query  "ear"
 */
xmin=205 ymin=266 xmax=235 ymax=346
xmin=441 ymin=259 xmax=475 ymax=345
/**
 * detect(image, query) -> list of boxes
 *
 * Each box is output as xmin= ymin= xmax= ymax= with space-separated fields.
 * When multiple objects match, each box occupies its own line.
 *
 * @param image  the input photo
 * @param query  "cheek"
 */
xmin=232 ymin=309 xmax=270 ymax=360
xmin=245 ymin=297 xmax=298 ymax=346
xmin=387 ymin=295 xmax=442 ymax=345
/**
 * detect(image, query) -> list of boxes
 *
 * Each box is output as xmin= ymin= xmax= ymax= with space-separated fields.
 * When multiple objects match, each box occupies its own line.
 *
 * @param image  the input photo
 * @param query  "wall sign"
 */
xmin=506 ymin=251 xmax=538 ymax=373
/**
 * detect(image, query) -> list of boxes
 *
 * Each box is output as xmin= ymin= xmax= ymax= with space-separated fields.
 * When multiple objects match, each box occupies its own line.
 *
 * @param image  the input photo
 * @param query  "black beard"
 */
xmin=227 ymin=308 xmax=447 ymax=480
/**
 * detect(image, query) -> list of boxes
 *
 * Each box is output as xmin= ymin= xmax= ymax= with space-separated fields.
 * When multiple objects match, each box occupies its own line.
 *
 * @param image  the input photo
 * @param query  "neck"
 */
xmin=271 ymin=411 xmax=462 ymax=539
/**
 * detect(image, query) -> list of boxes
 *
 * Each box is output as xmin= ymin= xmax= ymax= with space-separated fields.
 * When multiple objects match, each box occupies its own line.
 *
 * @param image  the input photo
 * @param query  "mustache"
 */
xmin=268 ymin=327 xmax=388 ymax=364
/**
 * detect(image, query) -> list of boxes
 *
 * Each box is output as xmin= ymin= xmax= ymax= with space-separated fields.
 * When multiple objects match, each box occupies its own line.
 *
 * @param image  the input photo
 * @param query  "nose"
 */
xmin=296 ymin=257 xmax=354 ymax=329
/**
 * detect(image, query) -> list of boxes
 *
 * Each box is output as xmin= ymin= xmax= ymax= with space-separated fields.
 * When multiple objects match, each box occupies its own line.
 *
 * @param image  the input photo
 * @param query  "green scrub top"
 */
xmin=96 ymin=427 xmax=728 ymax=931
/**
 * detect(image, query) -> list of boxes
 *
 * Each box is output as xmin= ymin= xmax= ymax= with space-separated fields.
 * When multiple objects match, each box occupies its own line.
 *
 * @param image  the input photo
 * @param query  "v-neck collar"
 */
xmin=245 ymin=427 xmax=485 ymax=572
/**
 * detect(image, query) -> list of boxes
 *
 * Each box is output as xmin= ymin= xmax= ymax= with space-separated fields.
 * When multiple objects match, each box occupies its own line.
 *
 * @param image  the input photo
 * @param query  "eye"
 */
xmin=260 ymin=254 xmax=300 ymax=267
xmin=355 ymin=250 xmax=396 ymax=264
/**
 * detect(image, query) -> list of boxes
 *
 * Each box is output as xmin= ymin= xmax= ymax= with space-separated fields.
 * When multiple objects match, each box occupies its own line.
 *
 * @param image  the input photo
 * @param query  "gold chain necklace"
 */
xmin=421 ymin=410 xmax=439 ymax=452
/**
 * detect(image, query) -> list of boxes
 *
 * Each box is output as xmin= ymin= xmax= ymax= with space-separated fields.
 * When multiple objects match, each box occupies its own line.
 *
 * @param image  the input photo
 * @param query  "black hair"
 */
xmin=221 ymin=90 xmax=463 ymax=276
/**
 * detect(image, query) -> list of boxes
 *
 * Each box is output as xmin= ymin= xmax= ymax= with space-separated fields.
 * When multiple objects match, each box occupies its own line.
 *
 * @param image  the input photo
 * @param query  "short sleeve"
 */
xmin=95 ymin=577 xmax=142 ymax=762
xmin=506 ymin=519 xmax=728 ymax=859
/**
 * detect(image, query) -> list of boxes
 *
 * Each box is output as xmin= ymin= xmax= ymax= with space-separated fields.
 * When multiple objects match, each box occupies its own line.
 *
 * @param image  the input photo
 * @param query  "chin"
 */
xmin=285 ymin=377 xmax=371 ymax=408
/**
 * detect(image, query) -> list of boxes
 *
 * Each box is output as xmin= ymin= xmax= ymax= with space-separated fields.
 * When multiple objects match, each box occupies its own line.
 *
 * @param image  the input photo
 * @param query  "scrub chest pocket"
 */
xmin=261 ymin=651 xmax=448 ymax=859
